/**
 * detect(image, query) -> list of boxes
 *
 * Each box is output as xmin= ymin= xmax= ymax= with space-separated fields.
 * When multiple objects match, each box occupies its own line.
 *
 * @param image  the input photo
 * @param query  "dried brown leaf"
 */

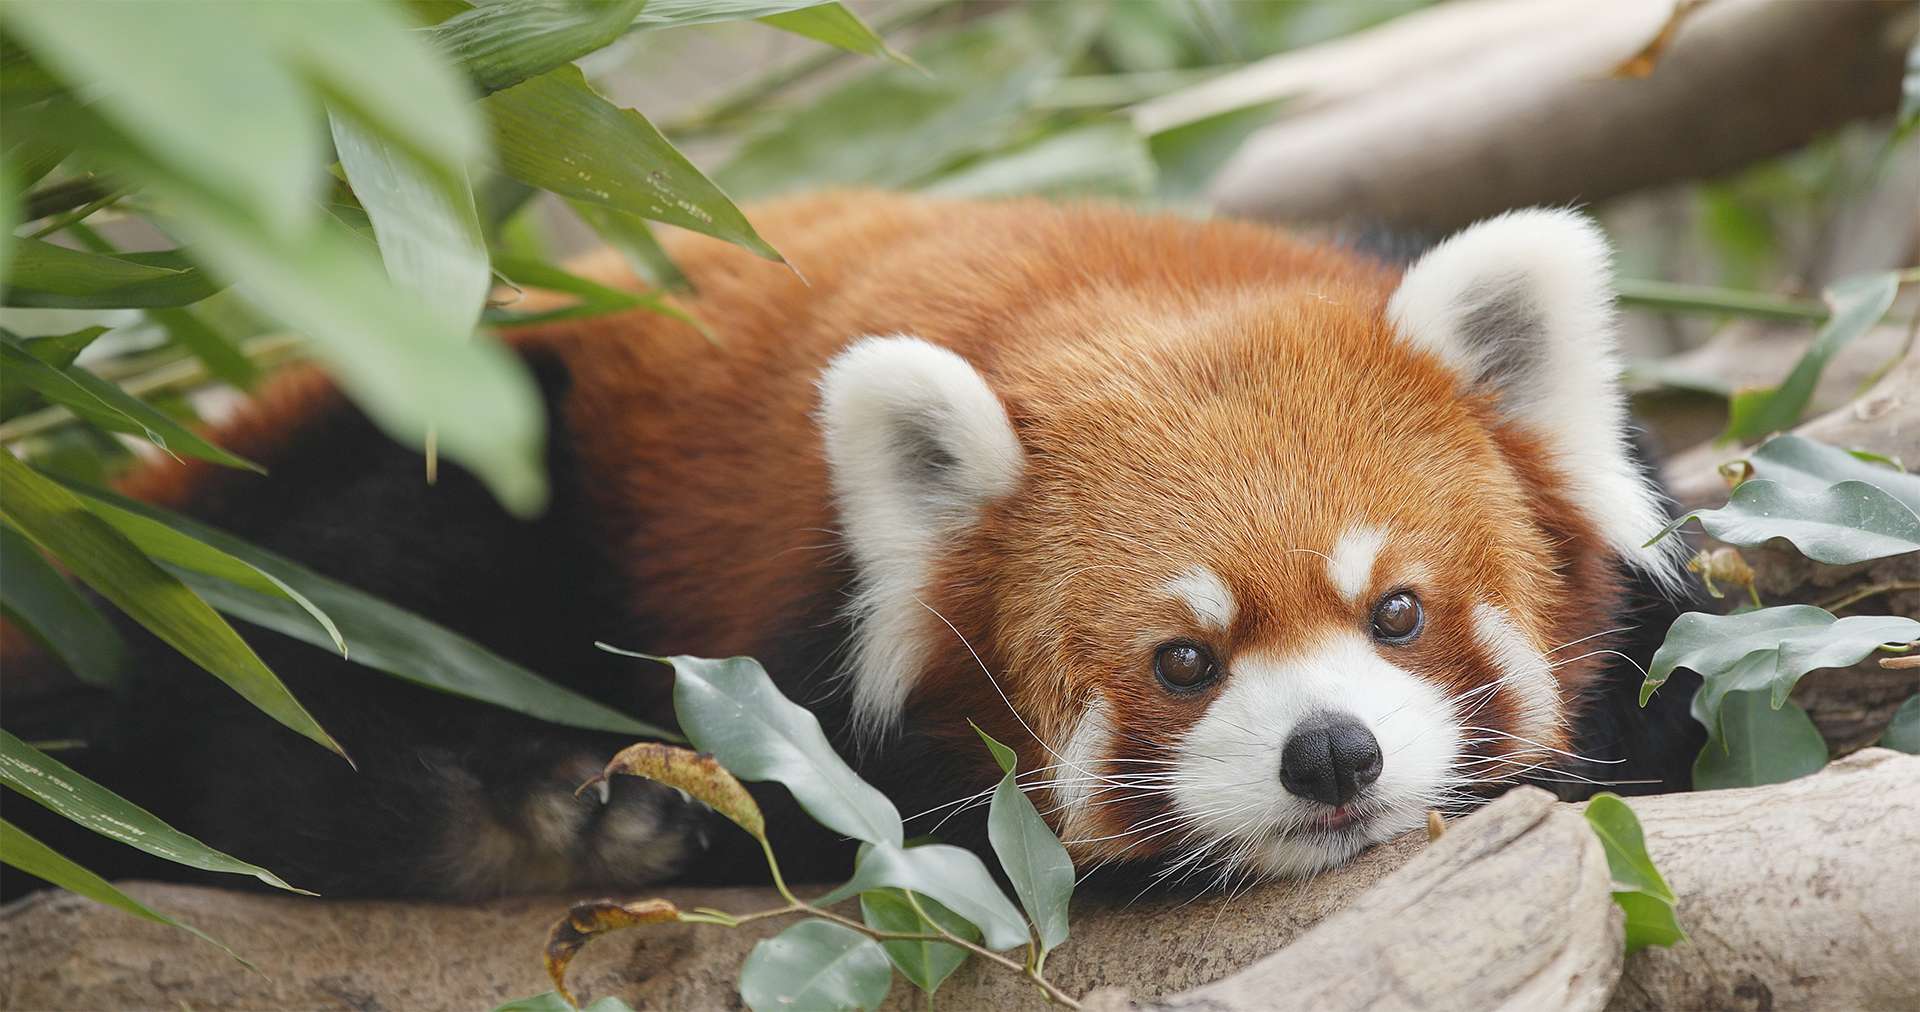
xmin=544 ymin=897 xmax=680 ymax=1007
xmin=582 ymin=742 xmax=766 ymax=841
xmin=1611 ymin=0 xmax=1709 ymax=79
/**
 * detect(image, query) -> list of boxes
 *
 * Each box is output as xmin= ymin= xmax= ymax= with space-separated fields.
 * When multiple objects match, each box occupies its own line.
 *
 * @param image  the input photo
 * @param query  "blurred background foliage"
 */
xmin=0 ymin=0 xmax=1916 ymax=964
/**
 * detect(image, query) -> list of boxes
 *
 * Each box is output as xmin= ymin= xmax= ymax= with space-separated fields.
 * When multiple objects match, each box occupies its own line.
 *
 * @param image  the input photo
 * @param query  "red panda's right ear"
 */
xmin=816 ymin=336 xmax=1025 ymax=736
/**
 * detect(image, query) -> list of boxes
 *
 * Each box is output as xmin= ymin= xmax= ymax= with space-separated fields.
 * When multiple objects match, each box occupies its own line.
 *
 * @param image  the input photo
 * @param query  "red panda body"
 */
xmin=50 ymin=193 xmax=1697 ymax=897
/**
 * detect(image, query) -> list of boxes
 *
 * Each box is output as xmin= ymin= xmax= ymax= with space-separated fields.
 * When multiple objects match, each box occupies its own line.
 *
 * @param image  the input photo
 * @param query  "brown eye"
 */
xmin=1154 ymin=642 xmax=1219 ymax=691
xmin=1371 ymin=591 xmax=1424 ymax=644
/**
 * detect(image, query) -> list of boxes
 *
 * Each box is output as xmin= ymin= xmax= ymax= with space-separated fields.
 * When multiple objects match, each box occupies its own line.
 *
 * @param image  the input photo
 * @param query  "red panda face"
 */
xmin=818 ymin=209 xmax=1680 ymax=884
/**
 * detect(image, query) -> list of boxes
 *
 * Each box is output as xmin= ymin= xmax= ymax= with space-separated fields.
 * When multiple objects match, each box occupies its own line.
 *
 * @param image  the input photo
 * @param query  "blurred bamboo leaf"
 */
xmin=1147 ymin=100 xmax=1283 ymax=204
xmin=490 ymin=255 xmax=700 ymax=330
xmin=429 ymin=0 xmax=649 ymax=94
xmin=0 ymin=818 xmax=254 ymax=969
xmin=0 ymin=454 xmax=345 ymax=760
xmin=330 ymin=111 xmax=489 ymax=337
xmin=0 ymin=522 xmax=126 ymax=688
xmin=633 ymin=0 xmax=893 ymax=60
xmin=927 ymin=120 xmax=1154 ymax=200
xmin=0 ymin=325 xmax=106 ymax=417
xmin=566 ymin=199 xmax=690 ymax=289
xmin=0 ymin=332 xmax=261 ymax=472
xmin=757 ymin=4 xmax=899 ymax=61
xmin=148 ymin=307 xmax=257 ymax=389
xmin=1721 ymin=271 xmax=1902 ymax=443
xmin=64 ymin=481 xmax=678 ymax=742
xmin=1 ymin=239 xmax=220 ymax=309
xmin=0 ymin=730 xmax=309 ymax=893
xmin=717 ymin=2 xmax=1106 ymax=198
xmin=485 ymin=66 xmax=782 ymax=263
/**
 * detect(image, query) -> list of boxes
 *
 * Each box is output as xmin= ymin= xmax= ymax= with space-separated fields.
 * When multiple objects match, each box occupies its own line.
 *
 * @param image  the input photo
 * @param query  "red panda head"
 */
xmin=817 ymin=208 xmax=1680 ymax=884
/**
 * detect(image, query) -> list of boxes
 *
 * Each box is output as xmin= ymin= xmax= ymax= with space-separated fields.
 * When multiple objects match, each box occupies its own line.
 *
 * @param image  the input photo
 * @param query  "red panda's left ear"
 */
xmin=1387 ymin=209 xmax=1682 ymax=585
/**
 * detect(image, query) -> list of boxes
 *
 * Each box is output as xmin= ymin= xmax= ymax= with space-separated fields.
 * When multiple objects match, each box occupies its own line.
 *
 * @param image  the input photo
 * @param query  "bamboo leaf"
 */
xmin=484 ymin=66 xmax=782 ymax=263
xmin=0 ymin=325 xmax=107 ymax=418
xmin=0 ymin=455 xmax=345 ymax=759
xmin=1721 ymin=272 xmax=1902 ymax=443
xmin=757 ymin=4 xmax=898 ymax=60
xmin=429 ymin=0 xmax=649 ymax=94
xmin=0 ymin=332 xmax=262 ymax=472
xmin=927 ymin=120 xmax=1154 ymax=200
xmin=1 ymin=239 xmax=220 ymax=309
xmin=0 ymin=521 xmax=125 ymax=687
xmin=0 ymin=730 xmax=309 ymax=893
xmin=0 ymin=818 xmax=254 ymax=969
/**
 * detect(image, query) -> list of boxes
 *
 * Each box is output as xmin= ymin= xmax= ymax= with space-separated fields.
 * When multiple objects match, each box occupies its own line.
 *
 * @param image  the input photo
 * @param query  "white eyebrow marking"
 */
xmin=1327 ymin=525 xmax=1388 ymax=604
xmin=1472 ymin=603 xmax=1561 ymax=740
xmin=1164 ymin=565 xmax=1236 ymax=631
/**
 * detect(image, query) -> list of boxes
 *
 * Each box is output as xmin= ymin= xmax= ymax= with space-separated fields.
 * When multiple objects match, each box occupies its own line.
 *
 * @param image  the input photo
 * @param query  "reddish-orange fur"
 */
xmin=108 ymin=192 xmax=1626 ymax=863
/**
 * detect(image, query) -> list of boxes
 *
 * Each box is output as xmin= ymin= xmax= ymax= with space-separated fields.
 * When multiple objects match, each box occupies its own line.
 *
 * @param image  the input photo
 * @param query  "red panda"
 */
xmin=13 ymin=192 xmax=1701 ymax=899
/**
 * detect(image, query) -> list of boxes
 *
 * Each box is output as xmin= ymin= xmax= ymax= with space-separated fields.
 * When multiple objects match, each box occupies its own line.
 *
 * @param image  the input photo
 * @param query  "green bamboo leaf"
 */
xmin=1651 ymin=478 xmax=1920 ymax=565
xmin=1147 ymin=100 xmax=1284 ymax=204
xmin=0 ymin=730 xmax=309 ymax=893
xmin=0 ymin=521 xmax=125 ymax=688
xmin=483 ymin=66 xmax=782 ymax=263
xmin=717 ymin=2 xmax=1104 ymax=199
xmin=1721 ymin=272 xmax=1902 ymax=443
xmin=1691 ymin=690 xmax=1828 ymax=790
xmin=973 ymin=724 xmax=1072 ymax=956
xmin=62 ymin=481 xmax=675 ymax=741
xmin=565 ymin=199 xmax=689 ymax=289
xmin=859 ymin=889 xmax=976 ymax=995
xmin=0 ymin=456 xmax=344 ymax=758
xmin=1582 ymin=794 xmax=1684 ymax=954
xmin=1880 ymin=695 xmax=1920 ymax=754
xmin=0 ymin=333 xmax=262 ymax=473
xmin=0 ymin=818 xmax=254 ymax=969
xmin=428 ymin=0 xmax=648 ymax=94
xmin=635 ymin=653 xmax=900 ymax=844
xmin=1 ymin=239 xmax=220 ymax=309
xmin=817 ymin=841 xmax=1029 ymax=951
xmin=927 ymin=120 xmax=1154 ymax=200
xmin=757 ymin=4 xmax=899 ymax=60
xmin=148 ymin=307 xmax=257 ymax=388
xmin=330 ymin=110 xmax=488 ymax=338
xmin=0 ymin=325 xmax=107 ymax=418
xmin=739 ymin=919 xmax=892 ymax=1012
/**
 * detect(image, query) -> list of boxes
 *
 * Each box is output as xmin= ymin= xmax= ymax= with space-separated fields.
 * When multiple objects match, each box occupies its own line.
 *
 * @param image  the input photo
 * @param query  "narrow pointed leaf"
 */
xmin=61 ymin=480 xmax=675 ymax=741
xmin=0 ymin=521 xmax=125 ymax=687
xmin=1721 ymin=272 xmax=1902 ymax=442
xmin=0 ymin=818 xmax=254 ymax=969
xmin=927 ymin=120 xmax=1154 ymax=200
xmin=646 ymin=653 xmax=901 ymax=845
xmin=973 ymin=724 xmax=1073 ymax=954
xmin=757 ymin=4 xmax=898 ymax=60
xmin=565 ymin=199 xmax=688 ymax=289
xmin=484 ymin=66 xmax=781 ymax=262
xmin=0 ymin=730 xmax=308 ymax=893
xmin=1 ymin=326 xmax=108 ymax=418
xmin=428 ymin=0 xmax=648 ymax=94
xmin=149 ymin=307 xmax=257 ymax=388
xmin=1 ymin=239 xmax=220 ymax=308
xmin=818 ymin=841 xmax=1029 ymax=951
xmin=0 ymin=455 xmax=344 ymax=758
xmin=0 ymin=332 xmax=262 ymax=472
xmin=330 ymin=110 xmax=488 ymax=338
xmin=1692 ymin=691 xmax=1828 ymax=790
xmin=860 ymin=888 xmax=976 ymax=995
xmin=739 ymin=919 xmax=892 ymax=1012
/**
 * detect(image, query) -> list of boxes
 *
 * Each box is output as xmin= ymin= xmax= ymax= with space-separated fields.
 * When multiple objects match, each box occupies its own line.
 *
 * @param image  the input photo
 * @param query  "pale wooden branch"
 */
xmin=5 ymin=753 xmax=1914 ymax=1010
xmin=1179 ymin=0 xmax=1912 ymax=232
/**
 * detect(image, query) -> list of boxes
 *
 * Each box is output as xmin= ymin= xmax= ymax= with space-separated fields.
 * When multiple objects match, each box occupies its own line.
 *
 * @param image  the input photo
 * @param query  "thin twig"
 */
xmin=1819 ymin=581 xmax=1920 ymax=614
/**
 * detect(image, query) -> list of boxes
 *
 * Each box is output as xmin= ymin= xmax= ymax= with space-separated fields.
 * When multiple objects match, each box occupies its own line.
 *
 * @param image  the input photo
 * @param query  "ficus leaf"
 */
xmin=1648 ymin=478 xmax=1920 ymax=565
xmin=587 ymin=742 xmax=765 ymax=841
xmin=1583 ymin=793 xmax=1683 ymax=954
xmin=973 ymin=723 xmax=1073 ymax=955
xmin=1880 ymin=694 xmax=1920 ymax=754
xmin=1643 ymin=605 xmax=1920 ymax=713
xmin=859 ymin=889 xmax=977 ymax=995
xmin=817 ymin=841 xmax=1030 ymax=952
xmin=738 ymin=919 xmax=893 ymax=1012
xmin=1691 ymin=691 xmax=1828 ymax=790
xmin=1735 ymin=433 xmax=1920 ymax=513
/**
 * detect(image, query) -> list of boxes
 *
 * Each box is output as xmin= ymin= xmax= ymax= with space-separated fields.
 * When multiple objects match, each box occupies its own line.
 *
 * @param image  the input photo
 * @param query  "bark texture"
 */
xmin=1177 ymin=0 xmax=1913 ymax=233
xmin=5 ymin=752 xmax=1914 ymax=1011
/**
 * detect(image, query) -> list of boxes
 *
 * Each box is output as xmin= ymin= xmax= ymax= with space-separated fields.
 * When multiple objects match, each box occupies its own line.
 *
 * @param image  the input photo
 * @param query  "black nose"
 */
xmin=1280 ymin=713 xmax=1383 ymax=807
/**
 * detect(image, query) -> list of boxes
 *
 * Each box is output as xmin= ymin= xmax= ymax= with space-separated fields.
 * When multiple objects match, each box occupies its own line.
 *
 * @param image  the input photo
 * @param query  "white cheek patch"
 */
xmin=1050 ymin=695 xmax=1113 ymax=838
xmin=1327 ymin=525 xmax=1387 ymax=604
xmin=1164 ymin=566 xmax=1236 ymax=632
xmin=1471 ymin=603 xmax=1561 ymax=742
xmin=1166 ymin=632 xmax=1460 ymax=881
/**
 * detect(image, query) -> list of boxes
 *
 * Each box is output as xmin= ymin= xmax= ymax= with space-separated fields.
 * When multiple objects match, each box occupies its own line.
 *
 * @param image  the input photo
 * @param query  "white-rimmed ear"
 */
xmin=818 ymin=336 xmax=1025 ymax=738
xmin=1387 ymin=209 xmax=1681 ymax=583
